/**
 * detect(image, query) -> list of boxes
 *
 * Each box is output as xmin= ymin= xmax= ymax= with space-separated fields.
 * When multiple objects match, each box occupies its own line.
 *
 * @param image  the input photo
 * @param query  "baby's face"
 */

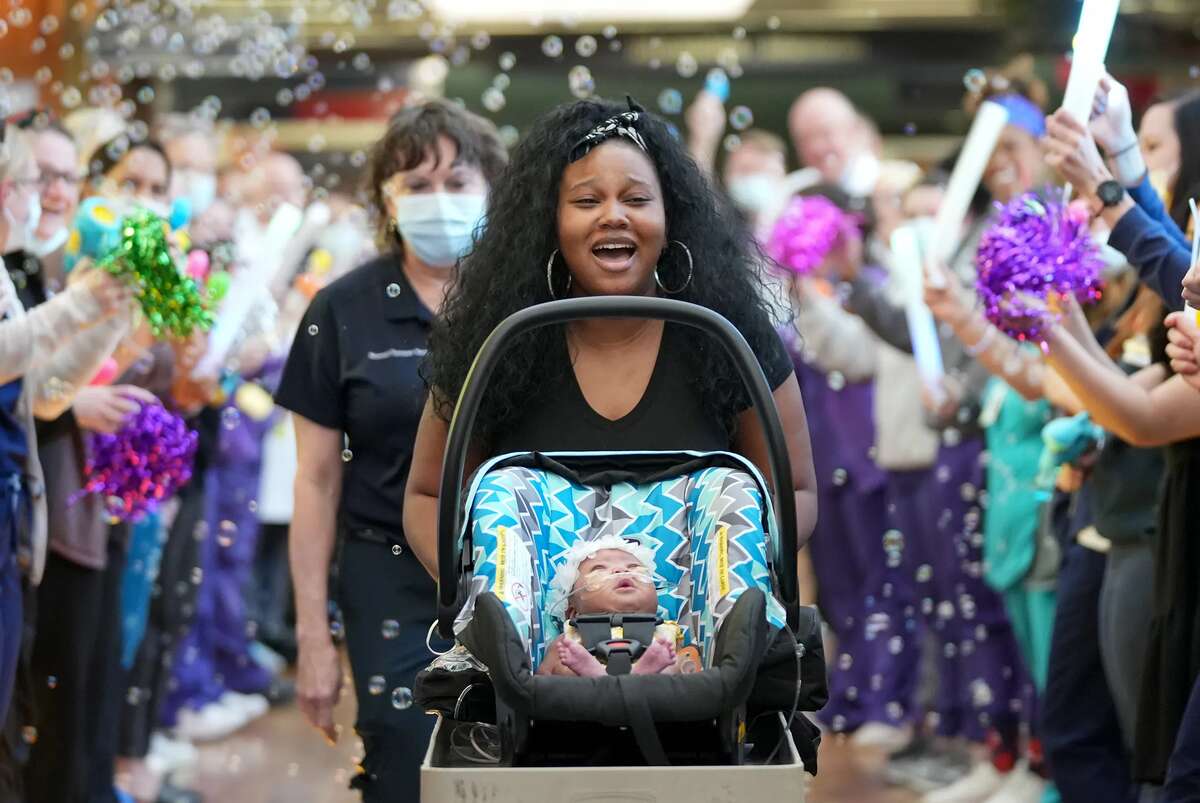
xmin=568 ymin=548 xmax=658 ymax=617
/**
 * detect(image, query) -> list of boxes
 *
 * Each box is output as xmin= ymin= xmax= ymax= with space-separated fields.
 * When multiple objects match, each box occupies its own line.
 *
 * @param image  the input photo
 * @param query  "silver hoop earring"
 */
xmin=545 ymin=249 xmax=572 ymax=299
xmin=654 ymin=240 xmax=694 ymax=295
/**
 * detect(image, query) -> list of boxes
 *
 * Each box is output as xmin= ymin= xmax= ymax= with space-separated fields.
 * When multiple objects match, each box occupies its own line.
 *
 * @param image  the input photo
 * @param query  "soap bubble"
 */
xmin=767 ymin=15 xmax=781 ymax=29
xmin=498 ymin=125 xmax=519 ymax=148
xmin=882 ymin=529 xmax=905 ymax=553
xmin=729 ymin=106 xmax=754 ymax=130
xmin=827 ymin=371 xmax=845 ymax=391
xmin=676 ymin=52 xmax=698 ymax=78
xmin=832 ymin=468 xmax=847 ymax=486
xmin=492 ymin=73 xmax=511 ymax=91
xmin=963 ymin=68 xmax=987 ymax=93
xmin=541 ymin=35 xmax=563 ymax=58
xmin=888 ymin=636 xmax=905 ymax=655
xmin=575 ymin=35 xmax=597 ymax=57
xmin=732 ymin=26 xmax=746 ymax=40
xmin=368 ymin=675 xmax=386 ymax=695
xmin=499 ymin=51 xmax=516 ymax=70
xmin=482 ymin=87 xmax=506 ymax=112
xmin=722 ymin=134 xmax=741 ymax=153
xmin=391 ymin=687 xmax=413 ymax=710
xmin=381 ymin=619 xmax=400 ymax=639
xmin=341 ymin=448 xmax=354 ymax=462
xmin=568 ymin=65 xmax=594 ymax=98
xmin=657 ymin=88 xmax=683 ymax=115
xmin=904 ymin=122 xmax=918 ymax=135
xmin=602 ymin=25 xmax=618 ymax=39
xmin=471 ymin=31 xmax=491 ymax=50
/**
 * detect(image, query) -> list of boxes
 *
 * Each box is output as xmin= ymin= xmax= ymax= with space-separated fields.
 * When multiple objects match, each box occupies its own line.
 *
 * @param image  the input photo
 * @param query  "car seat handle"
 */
xmin=437 ymin=297 xmax=800 ymax=637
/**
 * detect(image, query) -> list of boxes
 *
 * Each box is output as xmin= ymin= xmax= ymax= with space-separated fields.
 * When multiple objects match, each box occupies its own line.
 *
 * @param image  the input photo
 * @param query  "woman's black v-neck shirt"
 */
xmin=275 ymin=254 xmax=432 ymax=537
xmin=489 ymin=322 xmax=794 ymax=457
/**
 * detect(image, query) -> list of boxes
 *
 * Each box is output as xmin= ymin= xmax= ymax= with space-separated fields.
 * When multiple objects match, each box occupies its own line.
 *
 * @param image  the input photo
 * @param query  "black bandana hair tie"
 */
xmin=568 ymin=96 xmax=650 ymax=163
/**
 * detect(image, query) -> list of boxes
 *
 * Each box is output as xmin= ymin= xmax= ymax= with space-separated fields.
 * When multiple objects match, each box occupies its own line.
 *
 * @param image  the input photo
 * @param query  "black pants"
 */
xmin=338 ymin=537 xmax=448 ymax=802
xmin=1042 ymin=543 xmax=1138 ymax=802
xmin=26 ymin=537 xmax=126 ymax=803
xmin=119 ymin=480 xmax=204 ymax=758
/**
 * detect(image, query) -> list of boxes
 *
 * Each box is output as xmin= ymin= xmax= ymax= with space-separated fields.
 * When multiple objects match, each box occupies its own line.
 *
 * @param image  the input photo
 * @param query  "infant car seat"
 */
xmin=419 ymin=297 xmax=827 ymax=770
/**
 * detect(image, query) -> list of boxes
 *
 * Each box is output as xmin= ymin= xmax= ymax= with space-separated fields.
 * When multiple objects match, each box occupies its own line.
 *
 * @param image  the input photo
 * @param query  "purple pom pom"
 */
xmin=975 ymin=192 xmax=1104 ymax=341
xmin=79 ymin=402 xmax=198 ymax=522
xmin=766 ymin=195 xmax=856 ymax=276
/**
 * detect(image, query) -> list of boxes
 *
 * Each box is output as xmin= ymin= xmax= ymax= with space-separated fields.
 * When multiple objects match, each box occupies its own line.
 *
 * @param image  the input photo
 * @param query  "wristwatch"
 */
xmin=1096 ymin=179 xmax=1126 ymax=209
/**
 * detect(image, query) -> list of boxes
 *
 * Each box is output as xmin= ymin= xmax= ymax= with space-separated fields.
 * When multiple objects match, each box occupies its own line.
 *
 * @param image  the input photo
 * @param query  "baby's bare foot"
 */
xmin=559 ymin=638 xmax=606 ymax=678
xmin=632 ymin=638 xmax=675 ymax=675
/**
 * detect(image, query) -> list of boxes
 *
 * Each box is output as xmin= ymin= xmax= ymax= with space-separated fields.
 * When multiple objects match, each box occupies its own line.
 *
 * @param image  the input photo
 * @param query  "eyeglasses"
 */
xmin=35 ymin=170 xmax=84 ymax=189
xmin=574 ymin=567 xmax=663 ymax=594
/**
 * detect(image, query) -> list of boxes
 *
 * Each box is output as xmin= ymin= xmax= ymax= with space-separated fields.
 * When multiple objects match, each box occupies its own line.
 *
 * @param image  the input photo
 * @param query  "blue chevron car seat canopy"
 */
xmin=454 ymin=450 xmax=788 ymax=669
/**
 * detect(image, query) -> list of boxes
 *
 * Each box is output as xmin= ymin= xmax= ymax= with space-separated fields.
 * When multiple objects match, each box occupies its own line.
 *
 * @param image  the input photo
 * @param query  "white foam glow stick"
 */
xmin=1186 ymin=198 xmax=1200 ymax=326
xmin=195 ymin=202 xmax=305 ymax=378
xmin=928 ymin=100 xmax=1010 ymax=282
xmin=892 ymin=223 xmax=945 ymax=392
xmin=1060 ymin=0 xmax=1121 ymax=202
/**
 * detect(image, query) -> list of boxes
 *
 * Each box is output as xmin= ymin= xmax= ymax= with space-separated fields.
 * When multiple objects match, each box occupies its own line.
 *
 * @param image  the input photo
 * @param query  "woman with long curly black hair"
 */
xmin=404 ymin=97 xmax=818 ymax=575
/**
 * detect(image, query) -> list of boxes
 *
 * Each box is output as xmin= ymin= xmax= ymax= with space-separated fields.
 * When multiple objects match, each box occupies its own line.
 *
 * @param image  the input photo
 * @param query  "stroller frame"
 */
xmin=422 ymin=297 xmax=812 ymax=800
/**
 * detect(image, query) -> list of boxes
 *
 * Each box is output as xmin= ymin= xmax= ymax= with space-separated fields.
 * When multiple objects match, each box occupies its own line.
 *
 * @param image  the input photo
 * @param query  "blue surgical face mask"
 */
xmin=391 ymin=192 xmax=487 ymax=268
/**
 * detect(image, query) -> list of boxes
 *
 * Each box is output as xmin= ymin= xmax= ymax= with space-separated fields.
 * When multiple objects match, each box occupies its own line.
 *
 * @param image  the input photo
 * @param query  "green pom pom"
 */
xmin=97 ymin=210 xmax=213 ymax=338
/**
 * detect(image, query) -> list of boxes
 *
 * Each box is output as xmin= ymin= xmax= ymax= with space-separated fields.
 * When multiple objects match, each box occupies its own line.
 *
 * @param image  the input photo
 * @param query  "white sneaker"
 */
xmin=981 ymin=764 xmax=1046 ymax=803
xmin=173 ymin=701 xmax=248 ymax=742
xmin=852 ymin=722 xmax=913 ymax=752
xmin=922 ymin=761 xmax=1006 ymax=803
xmin=219 ymin=691 xmax=269 ymax=722
xmin=146 ymin=732 xmax=199 ymax=775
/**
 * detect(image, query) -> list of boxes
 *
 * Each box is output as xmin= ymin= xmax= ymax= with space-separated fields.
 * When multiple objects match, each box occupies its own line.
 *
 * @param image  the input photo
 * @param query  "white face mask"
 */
xmin=131 ymin=196 xmax=170 ymax=219
xmin=840 ymin=151 xmax=881 ymax=198
xmin=726 ymin=174 xmax=779 ymax=215
xmin=28 ymin=225 xmax=68 ymax=258
xmin=3 ymin=191 xmax=41 ymax=254
xmin=176 ymin=170 xmax=217 ymax=216
xmin=391 ymin=192 xmax=487 ymax=268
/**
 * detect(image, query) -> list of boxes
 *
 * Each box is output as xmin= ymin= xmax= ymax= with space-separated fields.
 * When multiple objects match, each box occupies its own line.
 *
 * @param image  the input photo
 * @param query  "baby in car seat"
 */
xmin=537 ymin=537 xmax=701 ymax=677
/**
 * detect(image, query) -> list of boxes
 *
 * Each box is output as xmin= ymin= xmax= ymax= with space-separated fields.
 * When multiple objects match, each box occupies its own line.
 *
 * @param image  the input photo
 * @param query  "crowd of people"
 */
xmin=0 ymin=48 xmax=1197 ymax=803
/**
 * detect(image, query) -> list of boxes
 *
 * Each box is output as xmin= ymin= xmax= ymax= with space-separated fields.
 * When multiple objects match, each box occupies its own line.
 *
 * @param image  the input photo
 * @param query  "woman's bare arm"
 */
xmin=403 ymin=395 xmax=485 ymax=580
xmin=1045 ymin=324 xmax=1200 ymax=446
xmin=733 ymin=373 xmax=818 ymax=549
xmin=289 ymin=414 xmax=345 ymax=742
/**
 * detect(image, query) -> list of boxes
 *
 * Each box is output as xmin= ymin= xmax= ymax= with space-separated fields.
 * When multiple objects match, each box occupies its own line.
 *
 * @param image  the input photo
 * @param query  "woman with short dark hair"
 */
xmin=274 ymin=98 xmax=506 ymax=801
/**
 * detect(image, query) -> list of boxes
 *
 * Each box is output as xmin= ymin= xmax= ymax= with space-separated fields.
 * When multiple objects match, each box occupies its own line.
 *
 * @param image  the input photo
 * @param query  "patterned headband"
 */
xmin=568 ymin=97 xmax=650 ymax=163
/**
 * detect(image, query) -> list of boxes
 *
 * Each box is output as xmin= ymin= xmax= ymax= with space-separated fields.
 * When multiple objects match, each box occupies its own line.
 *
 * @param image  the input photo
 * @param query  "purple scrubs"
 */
xmin=161 ymin=380 xmax=277 ymax=725
xmin=786 ymin=332 xmax=906 ymax=732
xmin=881 ymin=439 xmax=1027 ymax=741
